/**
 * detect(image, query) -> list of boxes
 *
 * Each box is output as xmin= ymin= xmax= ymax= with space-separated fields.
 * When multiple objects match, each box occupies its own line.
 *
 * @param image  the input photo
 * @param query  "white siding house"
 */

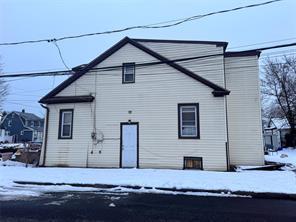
xmin=39 ymin=37 xmax=264 ymax=171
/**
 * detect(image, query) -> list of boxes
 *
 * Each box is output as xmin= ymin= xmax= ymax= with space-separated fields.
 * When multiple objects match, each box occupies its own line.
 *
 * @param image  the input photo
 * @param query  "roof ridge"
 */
xmin=132 ymin=38 xmax=228 ymax=50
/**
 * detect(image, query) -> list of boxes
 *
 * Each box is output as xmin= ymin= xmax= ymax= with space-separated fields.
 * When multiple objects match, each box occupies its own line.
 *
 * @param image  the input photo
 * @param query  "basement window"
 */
xmin=122 ymin=63 xmax=135 ymax=83
xmin=183 ymin=157 xmax=203 ymax=170
xmin=59 ymin=109 xmax=73 ymax=139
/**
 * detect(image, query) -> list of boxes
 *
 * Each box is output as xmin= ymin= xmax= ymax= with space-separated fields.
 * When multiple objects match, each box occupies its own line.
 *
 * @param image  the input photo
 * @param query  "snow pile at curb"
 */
xmin=1 ymin=167 xmax=296 ymax=196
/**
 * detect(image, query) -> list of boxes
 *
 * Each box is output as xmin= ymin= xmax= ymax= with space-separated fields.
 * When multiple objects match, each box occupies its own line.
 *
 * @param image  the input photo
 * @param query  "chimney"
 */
xmin=22 ymin=109 xmax=25 ymax=113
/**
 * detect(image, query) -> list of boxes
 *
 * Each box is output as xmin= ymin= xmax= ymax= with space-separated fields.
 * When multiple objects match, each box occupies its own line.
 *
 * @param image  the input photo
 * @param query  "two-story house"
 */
xmin=0 ymin=110 xmax=44 ymax=143
xmin=39 ymin=37 xmax=264 ymax=171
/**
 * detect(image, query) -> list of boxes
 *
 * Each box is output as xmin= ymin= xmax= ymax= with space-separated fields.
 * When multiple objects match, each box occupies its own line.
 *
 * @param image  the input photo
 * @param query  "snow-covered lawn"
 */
xmin=0 ymin=143 xmax=24 ymax=149
xmin=1 ymin=164 xmax=296 ymax=199
xmin=265 ymin=148 xmax=296 ymax=167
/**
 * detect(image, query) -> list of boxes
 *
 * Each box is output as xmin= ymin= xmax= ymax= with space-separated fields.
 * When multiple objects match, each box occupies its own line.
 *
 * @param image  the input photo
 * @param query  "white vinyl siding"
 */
xmin=225 ymin=56 xmax=264 ymax=166
xmin=46 ymin=43 xmax=228 ymax=170
xmin=140 ymin=42 xmax=225 ymax=87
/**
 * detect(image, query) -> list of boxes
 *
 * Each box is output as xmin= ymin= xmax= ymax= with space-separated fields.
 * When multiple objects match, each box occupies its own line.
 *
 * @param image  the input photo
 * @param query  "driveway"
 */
xmin=1 ymin=191 xmax=296 ymax=221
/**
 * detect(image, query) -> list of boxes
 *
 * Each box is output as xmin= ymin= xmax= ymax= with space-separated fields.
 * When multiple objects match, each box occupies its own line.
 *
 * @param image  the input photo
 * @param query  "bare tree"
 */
xmin=261 ymin=56 xmax=296 ymax=147
xmin=0 ymin=62 xmax=9 ymax=111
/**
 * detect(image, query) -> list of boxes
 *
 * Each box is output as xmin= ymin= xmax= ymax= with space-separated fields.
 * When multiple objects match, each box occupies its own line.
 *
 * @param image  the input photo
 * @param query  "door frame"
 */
xmin=120 ymin=122 xmax=139 ymax=168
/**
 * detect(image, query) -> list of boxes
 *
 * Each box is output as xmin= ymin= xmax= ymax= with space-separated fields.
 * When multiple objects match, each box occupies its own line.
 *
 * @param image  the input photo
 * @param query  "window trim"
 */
xmin=58 ymin=109 xmax=74 ymax=139
xmin=178 ymin=103 xmax=200 ymax=139
xmin=122 ymin=63 xmax=135 ymax=84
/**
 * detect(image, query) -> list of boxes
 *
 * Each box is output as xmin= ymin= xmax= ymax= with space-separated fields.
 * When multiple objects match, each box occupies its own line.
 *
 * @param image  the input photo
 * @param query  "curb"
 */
xmin=14 ymin=181 xmax=296 ymax=201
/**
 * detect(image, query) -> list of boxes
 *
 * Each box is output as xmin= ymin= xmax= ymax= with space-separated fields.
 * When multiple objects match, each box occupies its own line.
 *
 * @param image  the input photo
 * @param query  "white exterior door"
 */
xmin=121 ymin=124 xmax=138 ymax=168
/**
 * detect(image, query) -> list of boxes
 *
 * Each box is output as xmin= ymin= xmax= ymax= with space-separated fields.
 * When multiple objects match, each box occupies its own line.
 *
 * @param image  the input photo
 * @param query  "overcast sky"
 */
xmin=1 ymin=0 xmax=296 ymax=116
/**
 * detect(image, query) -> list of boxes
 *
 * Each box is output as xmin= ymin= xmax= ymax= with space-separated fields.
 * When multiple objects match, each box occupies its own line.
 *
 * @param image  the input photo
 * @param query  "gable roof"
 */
xmin=39 ymin=37 xmax=230 ymax=103
xmin=14 ymin=111 xmax=43 ymax=121
xmin=268 ymin=118 xmax=290 ymax=130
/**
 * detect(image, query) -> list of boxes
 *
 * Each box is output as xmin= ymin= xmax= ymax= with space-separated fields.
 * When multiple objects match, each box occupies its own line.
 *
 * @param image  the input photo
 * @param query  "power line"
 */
xmin=229 ymin=37 xmax=296 ymax=49
xmin=0 ymin=0 xmax=283 ymax=46
xmin=52 ymin=40 xmax=70 ymax=70
xmin=1 ymin=41 xmax=296 ymax=79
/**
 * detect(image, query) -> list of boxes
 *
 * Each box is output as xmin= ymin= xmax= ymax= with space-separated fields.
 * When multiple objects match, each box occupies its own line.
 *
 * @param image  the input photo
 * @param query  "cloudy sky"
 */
xmin=0 ymin=0 xmax=296 ymax=116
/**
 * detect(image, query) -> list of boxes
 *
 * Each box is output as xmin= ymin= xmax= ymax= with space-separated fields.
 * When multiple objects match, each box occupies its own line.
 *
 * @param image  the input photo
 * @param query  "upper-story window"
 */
xmin=178 ymin=103 xmax=200 ymax=139
xmin=31 ymin=121 xmax=34 ymax=127
xmin=8 ymin=120 xmax=12 ymax=127
xmin=58 ymin=109 xmax=74 ymax=139
xmin=122 ymin=63 xmax=135 ymax=84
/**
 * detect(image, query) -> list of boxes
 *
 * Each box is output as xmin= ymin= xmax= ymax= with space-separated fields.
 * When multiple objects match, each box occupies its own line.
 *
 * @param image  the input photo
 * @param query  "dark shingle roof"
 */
xmin=14 ymin=111 xmax=43 ymax=121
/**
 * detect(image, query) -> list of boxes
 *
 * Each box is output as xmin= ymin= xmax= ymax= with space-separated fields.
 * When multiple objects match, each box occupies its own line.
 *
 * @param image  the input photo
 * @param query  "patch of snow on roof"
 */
xmin=270 ymin=118 xmax=290 ymax=129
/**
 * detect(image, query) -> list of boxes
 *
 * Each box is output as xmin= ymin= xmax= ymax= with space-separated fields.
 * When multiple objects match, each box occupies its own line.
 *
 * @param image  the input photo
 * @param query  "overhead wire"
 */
xmin=1 ymin=41 xmax=296 ymax=79
xmin=0 ymin=0 xmax=284 ymax=46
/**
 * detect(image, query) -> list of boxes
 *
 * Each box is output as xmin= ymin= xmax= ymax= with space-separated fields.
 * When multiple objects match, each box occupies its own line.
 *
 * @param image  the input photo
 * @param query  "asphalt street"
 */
xmin=1 ymin=191 xmax=296 ymax=222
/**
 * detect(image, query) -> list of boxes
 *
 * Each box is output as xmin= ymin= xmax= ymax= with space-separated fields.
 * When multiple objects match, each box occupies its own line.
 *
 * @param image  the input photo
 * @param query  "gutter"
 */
xmin=223 ymin=57 xmax=230 ymax=171
xmin=40 ymin=104 xmax=49 ymax=167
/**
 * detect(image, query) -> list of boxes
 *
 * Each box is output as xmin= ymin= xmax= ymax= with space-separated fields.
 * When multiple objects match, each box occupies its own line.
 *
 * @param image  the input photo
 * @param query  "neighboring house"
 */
xmin=0 ymin=110 xmax=44 ymax=143
xmin=39 ymin=37 xmax=264 ymax=171
xmin=0 ymin=128 xmax=12 ymax=143
xmin=264 ymin=118 xmax=291 ymax=149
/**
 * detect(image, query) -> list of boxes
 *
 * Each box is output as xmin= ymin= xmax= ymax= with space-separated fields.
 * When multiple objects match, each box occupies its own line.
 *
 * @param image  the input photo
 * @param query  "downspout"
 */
xmin=40 ymin=104 xmax=49 ymax=167
xmin=223 ymin=56 xmax=231 ymax=171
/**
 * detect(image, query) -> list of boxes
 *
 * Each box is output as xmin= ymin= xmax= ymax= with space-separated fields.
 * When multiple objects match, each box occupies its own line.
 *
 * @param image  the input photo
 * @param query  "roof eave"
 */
xmin=39 ymin=95 xmax=95 ymax=104
xmin=224 ymin=50 xmax=261 ymax=58
xmin=212 ymin=90 xmax=231 ymax=97
xmin=132 ymin=38 xmax=228 ymax=51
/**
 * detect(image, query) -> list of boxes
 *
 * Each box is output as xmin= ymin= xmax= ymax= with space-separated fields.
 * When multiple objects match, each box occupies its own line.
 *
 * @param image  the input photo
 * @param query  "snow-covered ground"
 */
xmin=0 ymin=143 xmax=24 ymax=149
xmin=265 ymin=148 xmax=296 ymax=168
xmin=1 ymin=163 xmax=296 ymax=199
xmin=0 ymin=160 xmax=33 ymax=167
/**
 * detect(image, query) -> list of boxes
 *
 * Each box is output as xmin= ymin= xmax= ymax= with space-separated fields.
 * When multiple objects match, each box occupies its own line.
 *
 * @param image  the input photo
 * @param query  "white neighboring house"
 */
xmin=39 ymin=37 xmax=264 ymax=171
xmin=0 ymin=112 xmax=12 ymax=143
xmin=0 ymin=129 xmax=12 ymax=143
xmin=264 ymin=118 xmax=291 ymax=150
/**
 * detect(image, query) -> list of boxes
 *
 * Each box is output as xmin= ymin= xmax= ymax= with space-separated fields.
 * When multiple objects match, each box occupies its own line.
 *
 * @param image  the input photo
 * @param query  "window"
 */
xmin=20 ymin=131 xmax=24 ymax=135
xmin=122 ymin=63 xmax=135 ymax=83
xmin=178 ymin=103 xmax=199 ymax=139
xmin=183 ymin=157 xmax=203 ymax=170
xmin=8 ymin=120 xmax=12 ymax=127
xmin=31 ymin=121 xmax=34 ymax=127
xmin=58 ymin=109 xmax=73 ymax=139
